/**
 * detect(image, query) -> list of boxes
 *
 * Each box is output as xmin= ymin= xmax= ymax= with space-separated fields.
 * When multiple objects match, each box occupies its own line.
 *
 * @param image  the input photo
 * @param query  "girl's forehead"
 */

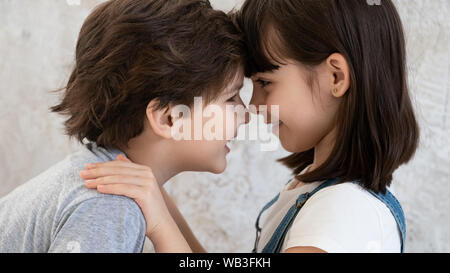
xmin=246 ymin=24 xmax=288 ymax=76
xmin=261 ymin=25 xmax=289 ymax=60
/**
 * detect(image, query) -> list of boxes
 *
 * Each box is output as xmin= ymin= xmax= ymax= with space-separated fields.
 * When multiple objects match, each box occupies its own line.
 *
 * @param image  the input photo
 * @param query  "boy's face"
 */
xmin=171 ymin=70 xmax=249 ymax=174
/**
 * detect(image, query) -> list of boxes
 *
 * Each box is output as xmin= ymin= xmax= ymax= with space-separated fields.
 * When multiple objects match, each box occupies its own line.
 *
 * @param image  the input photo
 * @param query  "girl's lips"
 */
xmin=272 ymin=120 xmax=282 ymax=126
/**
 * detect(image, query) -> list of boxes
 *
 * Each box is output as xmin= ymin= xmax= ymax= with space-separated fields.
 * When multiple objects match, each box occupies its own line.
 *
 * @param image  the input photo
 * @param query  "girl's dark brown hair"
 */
xmin=51 ymin=0 xmax=245 ymax=150
xmin=235 ymin=0 xmax=419 ymax=194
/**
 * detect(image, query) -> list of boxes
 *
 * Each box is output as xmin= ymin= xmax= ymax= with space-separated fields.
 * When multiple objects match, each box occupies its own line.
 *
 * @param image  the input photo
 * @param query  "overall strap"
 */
xmin=260 ymin=178 xmax=340 ymax=253
xmin=252 ymin=193 xmax=280 ymax=253
xmin=251 ymin=178 xmax=295 ymax=253
xmin=365 ymin=185 xmax=406 ymax=252
xmin=256 ymin=178 xmax=406 ymax=253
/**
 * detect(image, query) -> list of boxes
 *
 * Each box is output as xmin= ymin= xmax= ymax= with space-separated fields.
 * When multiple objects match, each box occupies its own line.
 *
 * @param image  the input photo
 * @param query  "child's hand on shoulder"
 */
xmin=79 ymin=155 xmax=172 ymax=240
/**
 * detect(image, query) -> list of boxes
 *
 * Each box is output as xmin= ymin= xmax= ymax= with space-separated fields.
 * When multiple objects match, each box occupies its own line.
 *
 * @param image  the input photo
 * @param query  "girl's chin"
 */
xmin=281 ymin=140 xmax=314 ymax=154
xmin=278 ymin=127 xmax=309 ymax=153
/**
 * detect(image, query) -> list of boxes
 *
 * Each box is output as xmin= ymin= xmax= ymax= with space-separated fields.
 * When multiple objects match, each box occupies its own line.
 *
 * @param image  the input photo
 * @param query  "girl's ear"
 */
xmin=146 ymin=100 xmax=174 ymax=140
xmin=326 ymin=53 xmax=351 ymax=97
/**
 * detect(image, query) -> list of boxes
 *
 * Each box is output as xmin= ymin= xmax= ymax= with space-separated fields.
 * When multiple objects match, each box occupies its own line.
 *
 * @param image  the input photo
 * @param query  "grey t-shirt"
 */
xmin=0 ymin=143 xmax=146 ymax=253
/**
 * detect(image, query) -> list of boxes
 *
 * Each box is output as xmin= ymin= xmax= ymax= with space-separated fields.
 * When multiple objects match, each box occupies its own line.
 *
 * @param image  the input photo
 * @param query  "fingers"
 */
xmin=116 ymin=154 xmax=132 ymax=163
xmin=85 ymin=158 xmax=148 ymax=171
xmin=85 ymin=175 xmax=149 ymax=188
xmin=80 ymin=166 xmax=153 ymax=180
xmin=85 ymin=154 xmax=128 ymax=170
xmin=96 ymin=184 xmax=143 ymax=199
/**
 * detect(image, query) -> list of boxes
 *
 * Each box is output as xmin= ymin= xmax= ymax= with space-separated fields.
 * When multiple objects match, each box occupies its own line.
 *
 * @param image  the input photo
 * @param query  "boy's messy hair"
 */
xmin=235 ymin=0 xmax=419 ymax=194
xmin=51 ymin=0 xmax=245 ymax=150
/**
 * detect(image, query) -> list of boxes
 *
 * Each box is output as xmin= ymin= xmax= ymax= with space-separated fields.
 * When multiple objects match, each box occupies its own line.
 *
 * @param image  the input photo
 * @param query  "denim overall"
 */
xmin=252 ymin=178 xmax=406 ymax=253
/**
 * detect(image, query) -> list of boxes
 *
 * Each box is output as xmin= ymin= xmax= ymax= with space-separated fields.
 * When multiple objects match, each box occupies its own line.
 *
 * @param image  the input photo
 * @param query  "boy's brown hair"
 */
xmin=51 ymin=0 xmax=245 ymax=150
xmin=235 ymin=0 xmax=419 ymax=194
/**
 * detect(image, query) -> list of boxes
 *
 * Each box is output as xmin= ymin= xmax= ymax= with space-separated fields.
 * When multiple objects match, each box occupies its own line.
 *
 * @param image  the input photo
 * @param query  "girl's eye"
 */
xmin=256 ymin=79 xmax=271 ymax=87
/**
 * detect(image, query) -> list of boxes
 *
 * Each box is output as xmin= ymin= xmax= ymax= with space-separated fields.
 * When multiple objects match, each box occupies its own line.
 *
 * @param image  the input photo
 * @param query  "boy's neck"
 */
xmin=122 ymin=137 xmax=181 ymax=187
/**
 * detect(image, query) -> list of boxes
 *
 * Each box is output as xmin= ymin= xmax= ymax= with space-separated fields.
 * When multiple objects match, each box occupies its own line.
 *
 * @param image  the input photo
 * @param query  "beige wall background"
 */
xmin=0 ymin=0 xmax=449 ymax=252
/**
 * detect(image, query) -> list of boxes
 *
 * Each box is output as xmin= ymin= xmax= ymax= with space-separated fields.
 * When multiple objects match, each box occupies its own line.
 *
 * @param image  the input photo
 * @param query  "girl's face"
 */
xmin=250 ymin=60 xmax=341 ymax=153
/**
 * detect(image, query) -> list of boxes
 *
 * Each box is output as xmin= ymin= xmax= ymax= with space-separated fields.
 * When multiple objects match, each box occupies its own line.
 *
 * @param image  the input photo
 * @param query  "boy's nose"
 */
xmin=244 ymin=110 xmax=251 ymax=124
xmin=249 ymin=88 xmax=266 ymax=114
xmin=237 ymin=107 xmax=251 ymax=125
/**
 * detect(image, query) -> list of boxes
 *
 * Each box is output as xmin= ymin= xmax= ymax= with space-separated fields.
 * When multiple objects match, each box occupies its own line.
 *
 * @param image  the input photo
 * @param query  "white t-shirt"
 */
xmin=256 ymin=169 xmax=402 ymax=253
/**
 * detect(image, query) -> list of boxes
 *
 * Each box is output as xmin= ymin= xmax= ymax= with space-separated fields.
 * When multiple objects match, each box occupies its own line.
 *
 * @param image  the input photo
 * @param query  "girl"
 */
xmin=81 ymin=0 xmax=419 ymax=253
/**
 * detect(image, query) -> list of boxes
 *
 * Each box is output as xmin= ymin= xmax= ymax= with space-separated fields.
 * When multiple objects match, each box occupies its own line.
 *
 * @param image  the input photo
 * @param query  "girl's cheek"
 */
xmin=269 ymin=93 xmax=292 ymax=121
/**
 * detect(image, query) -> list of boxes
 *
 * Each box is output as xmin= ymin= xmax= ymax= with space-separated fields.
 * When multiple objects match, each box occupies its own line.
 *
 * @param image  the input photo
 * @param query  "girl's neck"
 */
xmin=292 ymin=126 xmax=338 ymax=189
xmin=309 ymin=126 xmax=337 ymax=173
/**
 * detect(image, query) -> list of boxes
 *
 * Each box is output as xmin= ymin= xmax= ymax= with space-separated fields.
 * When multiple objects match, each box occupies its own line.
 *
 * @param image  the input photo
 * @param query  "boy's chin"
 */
xmin=207 ymin=158 xmax=227 ymax=174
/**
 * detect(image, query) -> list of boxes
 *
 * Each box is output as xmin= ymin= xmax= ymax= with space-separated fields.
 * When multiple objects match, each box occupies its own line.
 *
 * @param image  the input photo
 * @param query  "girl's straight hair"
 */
xmin=235 ymin=0 xmax=419 ymax=194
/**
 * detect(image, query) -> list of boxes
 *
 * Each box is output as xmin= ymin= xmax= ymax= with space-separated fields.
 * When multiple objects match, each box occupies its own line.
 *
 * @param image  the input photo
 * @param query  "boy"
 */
xmin=0 ymin=0 xmax=247 ymax=253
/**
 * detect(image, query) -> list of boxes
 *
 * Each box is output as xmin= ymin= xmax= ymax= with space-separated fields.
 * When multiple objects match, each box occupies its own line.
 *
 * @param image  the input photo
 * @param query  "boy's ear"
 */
xmin=146 ymin=100 xmax=174 ymax=140
xmin=326 ymin=53 xmax=351 ymax=97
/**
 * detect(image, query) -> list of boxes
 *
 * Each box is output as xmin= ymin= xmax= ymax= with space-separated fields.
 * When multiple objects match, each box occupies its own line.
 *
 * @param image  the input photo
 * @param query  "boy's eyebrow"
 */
xmin=225 ymin=82 xmax=243 ymax=94
xmin=223 ymin=80 xmax=244 ymax=97
xmin=233 ymin=82 xmax=244 ymax=91
xmin=223 ymin=84 xmax=243 ymax=98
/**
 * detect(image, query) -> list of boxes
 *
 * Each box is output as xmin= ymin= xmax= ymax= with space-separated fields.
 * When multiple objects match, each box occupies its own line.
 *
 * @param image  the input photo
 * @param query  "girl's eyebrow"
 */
xmin=258 ymin=66 xmax=281 ymax=75
xmin=262 ymin=69 xmax=278 ymax=75
xmin=252 ymin=70 xmax=275 ymax=79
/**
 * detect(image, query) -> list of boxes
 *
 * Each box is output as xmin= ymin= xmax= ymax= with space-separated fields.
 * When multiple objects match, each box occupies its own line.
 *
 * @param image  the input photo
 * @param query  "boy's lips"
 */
xmin=225 ymin=134 xmax=236 ymax=153
xmin=272 ymin=120 xmax=282 ymax=126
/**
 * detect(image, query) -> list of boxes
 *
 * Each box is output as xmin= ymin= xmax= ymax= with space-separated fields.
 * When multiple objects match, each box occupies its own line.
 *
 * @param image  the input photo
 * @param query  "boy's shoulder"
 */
xmin=50 ymin=144 xmax=144 ymax=222
xmin=49 ymin=147 xmax=146 ymax=252
xmin=0 ymin=144 xmax=145 ymax=252
xmin=3 ymin=143 xmax=143 ymax=221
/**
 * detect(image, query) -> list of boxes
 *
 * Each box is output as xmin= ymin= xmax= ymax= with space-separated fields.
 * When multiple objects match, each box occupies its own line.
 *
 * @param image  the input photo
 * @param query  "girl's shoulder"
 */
xmin=282 ymin=182 xmax=401 ymax=252
xmin=305 ymin=181 xmax=395 ymax=221
xmin=314 ymin=181 xmax=382 ymax=203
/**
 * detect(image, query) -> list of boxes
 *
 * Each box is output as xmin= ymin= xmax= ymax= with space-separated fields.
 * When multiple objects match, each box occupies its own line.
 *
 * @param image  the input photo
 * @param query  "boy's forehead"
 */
xmin=226 ymin=71 xmax=245 ymax=92
xmin=232 ymin=77 xmax=244 ymax=90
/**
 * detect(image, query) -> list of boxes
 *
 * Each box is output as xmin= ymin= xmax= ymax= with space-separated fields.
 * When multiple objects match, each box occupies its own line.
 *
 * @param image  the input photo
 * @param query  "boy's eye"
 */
xmin=227 ymin=94 xmax=239 ymax=102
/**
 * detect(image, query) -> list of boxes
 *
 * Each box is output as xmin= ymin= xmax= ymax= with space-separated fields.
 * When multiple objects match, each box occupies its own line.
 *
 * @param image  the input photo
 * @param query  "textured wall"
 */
xmin=0 ymin=0 xmax=448 ymax=252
